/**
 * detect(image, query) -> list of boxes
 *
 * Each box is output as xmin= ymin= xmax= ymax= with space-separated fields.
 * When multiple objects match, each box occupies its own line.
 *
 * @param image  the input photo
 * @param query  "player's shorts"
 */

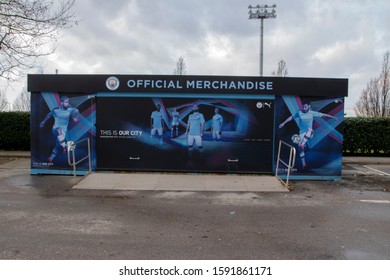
xmin=299 ymin=129 xmax=313 ymax=147
xmin=151 ymin=128 xmax=163 ymax=136
xmin=188 ymin=135 xmax=203 ymax=147
xmin=52 ymin=126 xmax=66 ymax=137
xmin=172 ymin=121 xmax=179 ymax=126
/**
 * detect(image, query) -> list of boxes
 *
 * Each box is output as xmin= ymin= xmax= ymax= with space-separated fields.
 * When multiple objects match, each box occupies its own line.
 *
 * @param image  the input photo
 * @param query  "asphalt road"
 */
xmin=1 ymin=158 xmax=390 ymax=260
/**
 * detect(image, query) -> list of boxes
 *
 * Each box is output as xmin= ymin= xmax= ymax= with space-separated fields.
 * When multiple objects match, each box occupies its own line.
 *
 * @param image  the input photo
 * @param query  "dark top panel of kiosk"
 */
xmin=28 ymin=74 xmax=348 ymax=97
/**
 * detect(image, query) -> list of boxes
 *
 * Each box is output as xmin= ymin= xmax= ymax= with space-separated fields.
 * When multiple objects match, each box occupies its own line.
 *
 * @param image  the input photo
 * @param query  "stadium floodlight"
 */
xmin=248 ymin=4 xmax=277 ymax=76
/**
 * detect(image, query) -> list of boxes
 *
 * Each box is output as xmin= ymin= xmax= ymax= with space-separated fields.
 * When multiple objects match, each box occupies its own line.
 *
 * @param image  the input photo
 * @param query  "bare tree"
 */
xmin=0 ymin=91 xmax=8 ymax=111
xmin=173 ymin=56 xmax=187 ymax=75
xmin=272 ymin=59 xmax=288 ymax=77
xmin=0 ymin=0 xmax=76 ymax=80
xmin=355 ymin=51 xmax=390 ymax=117
xmin=380 ymin=51 xmax=390 ymax=117
xmin=12 ymin=87 xmax=30 ymax=111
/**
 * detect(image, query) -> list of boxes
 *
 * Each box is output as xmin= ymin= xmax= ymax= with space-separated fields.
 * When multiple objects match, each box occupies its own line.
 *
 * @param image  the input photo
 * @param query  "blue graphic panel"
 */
xmin=30 ymin=92 xmax=96 ymax=174
xmin=96 ymin=96 xmax=275 ymax=173
xmin=275 ymin=96 xmax=344 ymax=178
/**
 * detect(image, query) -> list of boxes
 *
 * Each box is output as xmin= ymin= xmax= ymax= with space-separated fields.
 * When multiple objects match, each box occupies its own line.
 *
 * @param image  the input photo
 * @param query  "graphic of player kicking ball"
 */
xmin=185 ymin=104 xmax=205 ymax=158
xmin=279 ymin=101 xmax=337 ymax=169
xmin=40 ymin=96 xmax=79 ymax=163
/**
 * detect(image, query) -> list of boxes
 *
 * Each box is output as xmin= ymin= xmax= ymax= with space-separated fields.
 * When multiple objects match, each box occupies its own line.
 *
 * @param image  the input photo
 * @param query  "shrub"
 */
xmin=343 ymin=117 xmax=390 ymax=155
xmin=0 ymin=111 xmax=30 ymax=150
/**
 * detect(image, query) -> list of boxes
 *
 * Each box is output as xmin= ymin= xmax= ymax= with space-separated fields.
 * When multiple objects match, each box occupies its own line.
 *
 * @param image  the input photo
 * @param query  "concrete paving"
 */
xmin=74 ymin=172 xmax=287 ymax=192
xmin=1 ymin=151 xmax=389 ymax=193
xmin=1 ymin=153 xmax=390 ymax=260
xmin=342 ymin=156 xmax=390 ymax=165
xmin=0 ymin=150 xmax=288 ymax=192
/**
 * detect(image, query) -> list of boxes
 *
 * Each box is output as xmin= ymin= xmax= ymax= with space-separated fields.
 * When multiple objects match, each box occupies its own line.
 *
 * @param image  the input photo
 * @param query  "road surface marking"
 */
xmin=359 ymin=200 xmax=390 ymax=204
xmin=363 ymin=165 xmax=390 ymax=176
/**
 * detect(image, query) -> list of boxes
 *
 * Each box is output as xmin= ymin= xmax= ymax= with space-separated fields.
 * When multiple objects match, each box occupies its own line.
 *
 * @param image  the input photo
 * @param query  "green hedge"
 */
xmin=0 ymin=112 xmax=389 ymax=156
xmin=0 ymin=112 xmax=30 ymax=151
xmin=343 ymin=117 xmax=390 ymax=155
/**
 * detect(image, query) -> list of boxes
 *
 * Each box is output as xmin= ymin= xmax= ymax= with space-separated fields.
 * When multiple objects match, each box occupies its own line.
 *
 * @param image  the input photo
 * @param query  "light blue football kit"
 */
xmin=151 ymin=110 xmax=163 ymax=136
xmin=293 ymin=110 xmax=323 ymax=135
xmin=212 ymin=113 xmax=223 ymax=140
xmin=171 ymin=111 xmax=180 ymax=126
xmin=187 ymin=112 xmax=205 ymax=150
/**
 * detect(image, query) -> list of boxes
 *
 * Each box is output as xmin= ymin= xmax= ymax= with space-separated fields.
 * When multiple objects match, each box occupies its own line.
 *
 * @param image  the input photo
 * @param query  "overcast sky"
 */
xmin=6 ymin=0 xmax=390 ymax=114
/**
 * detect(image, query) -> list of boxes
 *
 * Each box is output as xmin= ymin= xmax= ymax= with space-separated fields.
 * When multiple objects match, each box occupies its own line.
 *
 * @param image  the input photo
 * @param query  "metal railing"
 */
xmin=275 ymin=140 xmax=296 ymax=188
xmin=67 ymin=137 xmax=92 ymax=185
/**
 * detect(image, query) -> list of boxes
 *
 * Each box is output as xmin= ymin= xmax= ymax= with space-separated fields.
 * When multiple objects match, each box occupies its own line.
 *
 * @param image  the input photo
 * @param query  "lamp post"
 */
xmin=248 ymin=4 xmax=276 ymax=76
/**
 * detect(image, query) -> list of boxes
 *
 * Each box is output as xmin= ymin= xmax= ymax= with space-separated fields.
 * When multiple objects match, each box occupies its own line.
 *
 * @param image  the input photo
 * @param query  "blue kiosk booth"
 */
xmin=28 ymin=74 xmax=348 ymax=180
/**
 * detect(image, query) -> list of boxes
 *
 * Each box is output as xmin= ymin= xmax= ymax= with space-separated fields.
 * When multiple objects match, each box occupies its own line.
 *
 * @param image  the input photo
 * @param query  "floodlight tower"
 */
xmin=248 ymin=4 xmax=277 ymax=76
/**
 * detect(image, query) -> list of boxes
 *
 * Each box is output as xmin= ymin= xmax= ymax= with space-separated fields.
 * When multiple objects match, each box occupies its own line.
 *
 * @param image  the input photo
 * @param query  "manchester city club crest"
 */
xmin=106 ymin=76 xmax=120 ymax=91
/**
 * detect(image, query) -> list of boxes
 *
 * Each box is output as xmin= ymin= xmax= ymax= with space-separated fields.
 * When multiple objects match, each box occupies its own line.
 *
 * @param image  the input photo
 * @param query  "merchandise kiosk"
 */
xmin=28 ymin=74 xmax=348 ymax=180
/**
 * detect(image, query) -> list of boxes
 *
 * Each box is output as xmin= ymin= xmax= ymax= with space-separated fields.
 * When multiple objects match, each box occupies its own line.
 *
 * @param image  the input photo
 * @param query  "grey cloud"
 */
xmin=35 ymin=0 xmax=390 ymax=111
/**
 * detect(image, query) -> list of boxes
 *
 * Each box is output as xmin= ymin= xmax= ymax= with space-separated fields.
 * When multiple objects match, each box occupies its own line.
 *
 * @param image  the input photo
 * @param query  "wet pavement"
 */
xmin=0 ymin=154 xmax=390 ymax=260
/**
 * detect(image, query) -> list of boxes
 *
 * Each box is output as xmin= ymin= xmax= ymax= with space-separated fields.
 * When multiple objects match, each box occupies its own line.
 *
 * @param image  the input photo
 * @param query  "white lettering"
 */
xmin=136 ymin=80 xmax=143 ymax=88
xmin=187 ymin=80 xmax=195 ymax=88
xmin=259 ymin=81 xmax=266 ymax=90
xmin=126 ymin=79 xmax=274 ymax=92
xmin=100 ymin=130 xmax=111 ymax=136
xmin=237 ymin=81 xmax=245 ymax=89
xmin=229 ymin=81 xmax=237 ymax=89
xmin=130 ymin=131 xmax=143 ymax=136
xmin=246 ymin=81 xmax=254 ymax=90
xmin=127 ymin=80 xmax=136 ymax=88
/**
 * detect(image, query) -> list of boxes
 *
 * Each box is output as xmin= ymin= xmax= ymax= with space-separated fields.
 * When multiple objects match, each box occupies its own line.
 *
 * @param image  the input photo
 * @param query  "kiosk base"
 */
xmin=73 ymin=172 xmax=288 ymax=192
